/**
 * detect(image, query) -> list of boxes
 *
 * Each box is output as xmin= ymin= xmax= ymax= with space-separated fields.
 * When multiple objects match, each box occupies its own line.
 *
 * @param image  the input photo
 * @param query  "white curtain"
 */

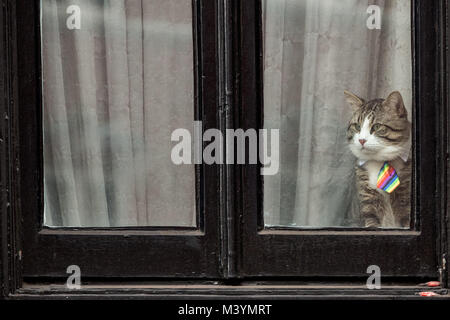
xmin=42 ymin=0 xmax=196 ymax=227
xmin=263 ymin=0 xmax=412 ymax=227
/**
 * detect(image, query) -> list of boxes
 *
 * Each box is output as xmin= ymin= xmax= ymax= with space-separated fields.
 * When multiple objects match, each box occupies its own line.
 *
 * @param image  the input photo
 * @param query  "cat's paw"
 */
xmin=364 ymin=217 xmax=381 ymax=228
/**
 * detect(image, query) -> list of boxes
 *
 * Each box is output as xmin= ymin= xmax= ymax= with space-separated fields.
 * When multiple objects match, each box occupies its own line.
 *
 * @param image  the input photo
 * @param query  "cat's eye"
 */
xmin=351 ymin=123 xmax=361 ymax=132
xmin=371 ymin=124 xmax=387 ymax=134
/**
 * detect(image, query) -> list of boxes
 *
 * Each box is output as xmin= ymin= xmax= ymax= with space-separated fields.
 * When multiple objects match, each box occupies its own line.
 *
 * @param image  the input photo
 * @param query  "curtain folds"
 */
xmin=43 ymin=0 xmax=412 ymax=228
xmin=42 ymin=0 xmax=196 ymax=227
xmin=263 ymin=0 xmax=412 ymax=227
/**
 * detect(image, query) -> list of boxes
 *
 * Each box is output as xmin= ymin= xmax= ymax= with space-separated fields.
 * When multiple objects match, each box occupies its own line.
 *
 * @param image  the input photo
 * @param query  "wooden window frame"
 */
xmin=1 ymin=0 xmax=226 ymax=283
xmin=236 ymin=0 xmax=442 ymax=279
xmin=0 ymin=0 xmax=449 ymax=299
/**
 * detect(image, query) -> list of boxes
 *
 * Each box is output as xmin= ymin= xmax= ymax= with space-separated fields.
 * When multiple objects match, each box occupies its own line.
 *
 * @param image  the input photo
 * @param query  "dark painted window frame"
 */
xmin=236 ymin=0 xmax=442 ymax=279
xmin=0 ymin=0 xmax=449 ymax=299
xmin=20 ymin=0 xmax=225 ymax=281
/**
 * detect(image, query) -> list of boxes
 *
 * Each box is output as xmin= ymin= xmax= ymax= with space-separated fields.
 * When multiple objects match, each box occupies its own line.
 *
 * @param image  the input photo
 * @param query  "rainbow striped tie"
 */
xmin=377 ymin=162 xmax=400 ymax=193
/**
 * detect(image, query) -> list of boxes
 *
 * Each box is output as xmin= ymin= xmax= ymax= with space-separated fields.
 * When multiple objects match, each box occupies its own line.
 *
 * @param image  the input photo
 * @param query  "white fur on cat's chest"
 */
xmin=362 ymin=158 xmax=405 ymax=190
xmin=364 ymin=160 xmax=385 ymax=191
xmin=362 ymin=160 xmax=396 ymax=227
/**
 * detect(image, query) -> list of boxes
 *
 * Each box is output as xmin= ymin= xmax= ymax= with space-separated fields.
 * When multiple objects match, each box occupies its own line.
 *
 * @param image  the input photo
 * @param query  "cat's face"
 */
xmin=345 ymin=91 xmax=411 ymax=162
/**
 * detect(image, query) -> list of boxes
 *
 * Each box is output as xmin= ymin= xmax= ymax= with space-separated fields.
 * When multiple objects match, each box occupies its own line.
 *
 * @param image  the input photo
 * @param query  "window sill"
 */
xmin=8 ymin=282 xmax=449 ymax=300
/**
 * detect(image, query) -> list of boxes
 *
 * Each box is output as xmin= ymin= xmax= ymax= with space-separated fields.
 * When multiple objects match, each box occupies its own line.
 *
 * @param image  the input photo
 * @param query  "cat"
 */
xmin=344 ymin=90 xmax=411 ymax=228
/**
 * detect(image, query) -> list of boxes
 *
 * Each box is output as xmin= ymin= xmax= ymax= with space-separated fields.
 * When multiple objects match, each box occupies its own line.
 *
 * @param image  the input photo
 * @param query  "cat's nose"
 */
xmin=359 ymin=139 xmax=367 ymax=146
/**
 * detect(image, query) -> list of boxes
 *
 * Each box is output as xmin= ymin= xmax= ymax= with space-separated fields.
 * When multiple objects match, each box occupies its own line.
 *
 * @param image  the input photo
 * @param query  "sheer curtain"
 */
xmin=263 ymin=0 xmax=412 ymax=227
xmin=42 ymin=0 xmax=196 ymax=227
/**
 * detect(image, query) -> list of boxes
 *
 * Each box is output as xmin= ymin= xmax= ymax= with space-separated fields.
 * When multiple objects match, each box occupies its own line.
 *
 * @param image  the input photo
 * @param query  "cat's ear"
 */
xmin=344 ymin=90 xmax=364 ymax=111
xmin=383 ymin=91 xmax=407 ymax=118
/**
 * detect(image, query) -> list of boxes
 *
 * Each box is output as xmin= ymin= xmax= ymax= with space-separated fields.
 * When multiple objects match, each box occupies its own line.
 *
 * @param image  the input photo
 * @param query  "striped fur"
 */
xmin=345 ymin=91 xmax=411 ymax=228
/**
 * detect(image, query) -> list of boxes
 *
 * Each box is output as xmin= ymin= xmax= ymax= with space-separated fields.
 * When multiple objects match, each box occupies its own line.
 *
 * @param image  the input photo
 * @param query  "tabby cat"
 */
xmin=345 ymin=90 xmax=411 ymax=228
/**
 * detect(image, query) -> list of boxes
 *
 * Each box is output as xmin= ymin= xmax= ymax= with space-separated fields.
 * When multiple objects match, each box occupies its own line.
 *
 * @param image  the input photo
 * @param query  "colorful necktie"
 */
xmin=377 ymin=162 xmax=400 ymax=193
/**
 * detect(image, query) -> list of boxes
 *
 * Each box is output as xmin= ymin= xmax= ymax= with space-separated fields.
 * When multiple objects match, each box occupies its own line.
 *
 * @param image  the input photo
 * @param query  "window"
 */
xmin=263 ymin=0 xmax=413 ymax=229
xmin=237 ymin=0 xmax=443 ymax=278
xmin=42 ymin=0 xmax=197 ymax=228
xmin=18 ymin=0 xmax=222 ymax=279
xmin=1 ymin=0 xmax=449 ymax=298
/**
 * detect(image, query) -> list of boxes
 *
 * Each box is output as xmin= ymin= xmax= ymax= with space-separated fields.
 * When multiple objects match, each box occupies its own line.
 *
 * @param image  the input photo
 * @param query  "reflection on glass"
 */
xmin=42 ymin=0 xmax=196 ymax=227
xmin=263 ymin=0 xmax=412 ymax=228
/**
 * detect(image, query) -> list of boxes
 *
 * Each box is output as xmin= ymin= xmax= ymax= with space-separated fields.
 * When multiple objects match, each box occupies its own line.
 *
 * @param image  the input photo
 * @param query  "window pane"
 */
xmin=263 ymin=0 xmax=413 ymax=228
xmin=42 ymin=0 xmax=196 ymax=227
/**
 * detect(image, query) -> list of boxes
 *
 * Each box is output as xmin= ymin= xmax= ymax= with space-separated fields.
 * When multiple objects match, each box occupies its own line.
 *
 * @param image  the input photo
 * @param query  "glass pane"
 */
xmin=42 ymin=0 xmax=196 ymax=227
xmin=263 ymin=0 xmax=413 ymax=228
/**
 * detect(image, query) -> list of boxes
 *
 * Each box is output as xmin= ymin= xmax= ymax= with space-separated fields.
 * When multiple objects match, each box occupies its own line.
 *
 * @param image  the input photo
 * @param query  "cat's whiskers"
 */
xmin=345 ymin=90 xmax=411 ymax=229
